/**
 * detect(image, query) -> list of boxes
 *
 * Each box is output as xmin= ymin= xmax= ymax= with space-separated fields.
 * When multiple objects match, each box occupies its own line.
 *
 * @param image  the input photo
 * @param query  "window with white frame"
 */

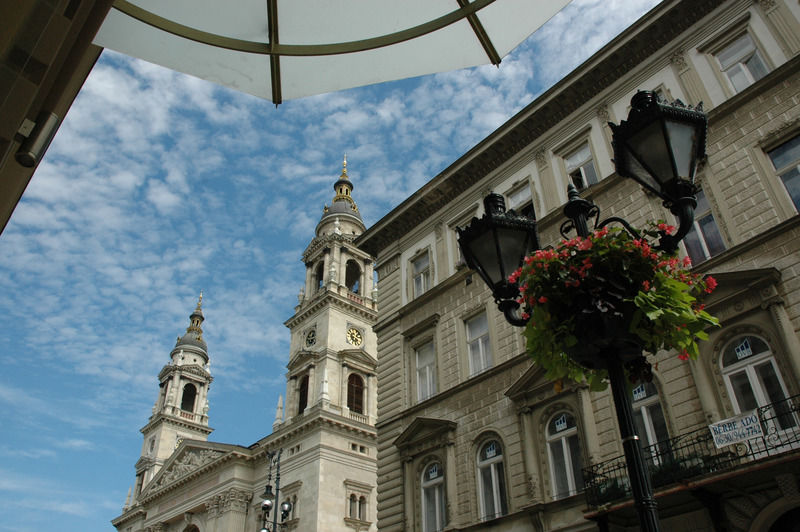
xmin=682 ymin=189 xmax=725 ymax=264
xmin=716 ymin=33 xmax=769 ymax=94
xmin=767 ymin=134 xmax=800 ymax=211
xmin=721 ymin=335 xmax=797 ymax=431
xmin=632 ymin=382 xmax=671 ymax=464
xmin=415 ymin=340 xmax=437 ymax=402
xmin=565 ymin=142 xmax=599 ymax=191
xmin=477 ymin=440 xmax=508 ymax=521
xmin=421 ymin=462 xmax=446 ymax=532
xmin=466 ymin=312 xmax=492 ymax=376
xmin=412 ymin=251 xmax=431 ymax=298
xmin=546 ymin=412 xmax=584 ymax=499
xmin=506 ymin=183 xmax=535 ymax=218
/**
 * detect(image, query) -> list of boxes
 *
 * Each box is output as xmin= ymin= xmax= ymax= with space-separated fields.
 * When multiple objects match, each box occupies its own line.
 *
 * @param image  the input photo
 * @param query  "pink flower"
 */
xmin=578 ymin=239 xmax=593 ymax=251
xmin=678 ymin=349 xmax=690 ymax=361
xmin=538 ymin=296 xmax=548 ymax=304
xmin=658 ymin=223 xmax=676 ymax=235
xmin=705 ymin=275 xmax=718 ymax=293
xmin=642 ymin=280 xmax=650 ymax=291
xmin=682 ymin=256 xmax=692 ymax=267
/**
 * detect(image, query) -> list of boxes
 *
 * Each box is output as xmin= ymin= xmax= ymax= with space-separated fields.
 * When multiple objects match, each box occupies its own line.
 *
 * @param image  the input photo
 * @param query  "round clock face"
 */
xmin=305 ymin=329 xmax=316 ymax=347
xmin=347 ymin=327 xmax=363 ymax=346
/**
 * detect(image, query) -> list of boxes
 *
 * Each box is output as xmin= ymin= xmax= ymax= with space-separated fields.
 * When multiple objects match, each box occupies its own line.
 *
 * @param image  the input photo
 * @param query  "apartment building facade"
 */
xmin=357 ymin=0 xmax=800 ymax=530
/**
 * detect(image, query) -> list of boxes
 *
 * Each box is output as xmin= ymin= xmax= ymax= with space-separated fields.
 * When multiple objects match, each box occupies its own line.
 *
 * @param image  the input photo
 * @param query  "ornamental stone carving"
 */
xmin=534 ymin=149 xmax=547 ymax=170
xmin=759 ymin=0 xmax=777 ymax=11
xmin=205 ymin=496 xmax=221 ymax=519
xmin=221 ymin=487 xmax=252 ymax=513
xmin=669 ymin=50 xmax=688 ymax=71
xmin=154 ymin=449 xmax=224 ymax=488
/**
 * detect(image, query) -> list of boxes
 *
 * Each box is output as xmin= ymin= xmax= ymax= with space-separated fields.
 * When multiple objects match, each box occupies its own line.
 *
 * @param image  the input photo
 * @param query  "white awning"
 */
xmin=93 ymin=0 xmax=572 ymax=103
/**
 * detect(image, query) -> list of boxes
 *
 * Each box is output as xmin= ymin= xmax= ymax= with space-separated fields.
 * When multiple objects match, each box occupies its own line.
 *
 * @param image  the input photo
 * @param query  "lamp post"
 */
xmin=259 ymin=449 xmax=292 ymax=532
xmin=457 ymin=91 xmax=707 ymax=532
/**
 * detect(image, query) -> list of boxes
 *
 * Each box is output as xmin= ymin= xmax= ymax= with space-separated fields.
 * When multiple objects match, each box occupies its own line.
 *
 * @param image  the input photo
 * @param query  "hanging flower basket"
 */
xmin=510 ymin=224 xmax=719 ymax=390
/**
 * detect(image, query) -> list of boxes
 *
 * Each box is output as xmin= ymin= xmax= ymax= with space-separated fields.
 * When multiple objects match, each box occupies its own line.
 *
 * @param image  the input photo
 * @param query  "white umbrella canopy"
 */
xmin=93 ymin=0 xmax=572 ymax=104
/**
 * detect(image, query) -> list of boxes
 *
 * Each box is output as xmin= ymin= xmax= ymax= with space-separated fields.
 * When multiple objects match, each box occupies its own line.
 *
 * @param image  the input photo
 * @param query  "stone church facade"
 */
xmin=357 ymin=0 xmax=800 ymax=531
xmin=112 ymin=162 xmax=379 ymax=532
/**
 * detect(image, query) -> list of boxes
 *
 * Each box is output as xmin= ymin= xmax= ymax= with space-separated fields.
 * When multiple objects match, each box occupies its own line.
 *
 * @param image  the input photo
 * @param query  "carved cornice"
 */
xmin=285 ymin=288 xmax=377 ymax=328
xmin=111 ymin=506 xmax=146 ymax=527
xmin=357 ymin=0 xmax=726 ymax=257
xmin=158 ymin=363 xmax=212 ymax=383
xmin=140 ymin=412 xmax=214 ymax=436
xmin=251 ymin=409 xmax=377 ymax=453
xmin=303 ymin=232 xmax=364 ymax=262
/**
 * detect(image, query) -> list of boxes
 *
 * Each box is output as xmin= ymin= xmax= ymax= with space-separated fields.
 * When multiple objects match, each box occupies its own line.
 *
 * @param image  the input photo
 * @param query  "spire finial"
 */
xmin=196 ymin=291 xmax=203 ymax=311
xmin=341 ymin=153 xmax=348 ymax=178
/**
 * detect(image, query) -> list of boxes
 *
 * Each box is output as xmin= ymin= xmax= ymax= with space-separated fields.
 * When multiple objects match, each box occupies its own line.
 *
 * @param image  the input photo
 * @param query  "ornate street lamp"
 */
xmin=259 ymin=449 xmax=292 ymax=532
xmin=611 ymin=91 xmax=707 ymax=250
xmin=457 ymin=91 xmax=708 ymax=532
xmin=456 ymin=193 xmax=539 ymax=326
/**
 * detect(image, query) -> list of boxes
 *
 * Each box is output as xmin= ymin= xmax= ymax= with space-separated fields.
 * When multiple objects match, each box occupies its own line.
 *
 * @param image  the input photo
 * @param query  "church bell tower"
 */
xmin=264 ymin=157 xmax=379 ymax=531
xmin=131 ymin=295 xmax=214 ymax=506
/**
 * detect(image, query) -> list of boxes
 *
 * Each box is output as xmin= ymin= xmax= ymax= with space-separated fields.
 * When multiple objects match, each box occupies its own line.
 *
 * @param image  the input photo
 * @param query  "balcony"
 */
xmin=583 ymin=395 xmax=800 ymax=511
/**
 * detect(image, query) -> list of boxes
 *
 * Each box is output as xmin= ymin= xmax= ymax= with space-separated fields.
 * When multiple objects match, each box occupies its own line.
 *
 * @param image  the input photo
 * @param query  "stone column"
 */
xmin=767 ymin=297 xmax=800 ymax=387
xmin=669 ymin=50 xmax=711 ymax=107
xmin=688 ymin=358 xmax=722 ymax=423
xmin=322 ymin=250 xmax=331 ymax=287
xmin=304 ymin=263 xmax=313 ymax=301
xmin=403 ymin=458 xmax=415 ymax=531
xmin=519 ymin=407 xmax=542 ymax=503
xmin=758 ymin=0 xmax=800 ymax=56
xmin=218 ymin=488 xmax=251 ymax=531
xmin=333 ymin=243 xmax=343 ymax=286
xmin=445 ymin=442 xmax=459 ymax=527
xmin=578 ymin=387 xmax=602 ymax=464
xmin=204 ymin=494 xmax=222 ymax=532
xmin=368 ymin=373 xmax=378 ymax=423
xmin=308 ymin=365 xmax=316 ymax=407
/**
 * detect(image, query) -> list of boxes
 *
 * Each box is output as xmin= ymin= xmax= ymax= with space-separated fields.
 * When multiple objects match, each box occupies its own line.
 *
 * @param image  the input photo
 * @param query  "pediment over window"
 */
xmin=702 ymin=268 xmax=781 ymax=322
xmin=145 ymin=442 xmax=238 ymax=495
xmin=339 ymin=349 xmax=377 ymax=372
xmin=287 ymin=350 xmax=316 ymax=374
xmin=505 ymin=362 xmax=575 ymax=405
xmin=394 ymin=417 xmax=456 ymax=457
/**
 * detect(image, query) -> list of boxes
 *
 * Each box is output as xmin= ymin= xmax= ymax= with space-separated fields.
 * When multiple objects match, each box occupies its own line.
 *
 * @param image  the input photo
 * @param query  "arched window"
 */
xmin=345 ymin=260 xmax=361 ymax=294
xmin=349 ymin=494 xmax=357 ymax=518
xmin=297 ymin=375 xmax=309 ymax=415
xmin=347 ymin=374 xmax=364 ymax=414
xmin=477 ymin=439 xmax=507 ymax=520
xmin=546 ymin=412 xmax=583 ymax=499
xmin=315 ymin=262 xmax=324 ymax=291
xmin=358 ymin=496 xmax=366 ymax=521
xmin=632 ymin=381 xmax=671 ymax=463
xmin=180 ymin=383 xmax=197 ymax=412
xmin=421 ymin=462 xmax=446 ymax=532
xmin=722 ymin=335 xmax=796 ymax=430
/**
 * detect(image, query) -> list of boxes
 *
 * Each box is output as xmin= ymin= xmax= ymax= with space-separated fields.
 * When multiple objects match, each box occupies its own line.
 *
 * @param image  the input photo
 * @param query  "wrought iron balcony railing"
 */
xmin=583 ymin=394 xmax=800 ymax=509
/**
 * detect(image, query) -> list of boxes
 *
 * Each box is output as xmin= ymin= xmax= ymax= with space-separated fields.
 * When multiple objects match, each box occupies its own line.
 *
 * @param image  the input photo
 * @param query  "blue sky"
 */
xmin=0 ymin=1 xmax=660 ymax=530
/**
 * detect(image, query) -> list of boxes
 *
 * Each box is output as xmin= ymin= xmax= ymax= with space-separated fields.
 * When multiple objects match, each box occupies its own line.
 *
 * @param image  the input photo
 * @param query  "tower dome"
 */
xmin=170 ymin=293 xmax=208 ymax=363
xmin=316 ymin=155 xmax=365 ymax=237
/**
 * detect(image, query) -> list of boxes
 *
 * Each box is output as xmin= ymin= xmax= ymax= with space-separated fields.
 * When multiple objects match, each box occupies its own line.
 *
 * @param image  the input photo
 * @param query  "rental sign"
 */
xmin=708 ymin=410 xmax=763 ymax=449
